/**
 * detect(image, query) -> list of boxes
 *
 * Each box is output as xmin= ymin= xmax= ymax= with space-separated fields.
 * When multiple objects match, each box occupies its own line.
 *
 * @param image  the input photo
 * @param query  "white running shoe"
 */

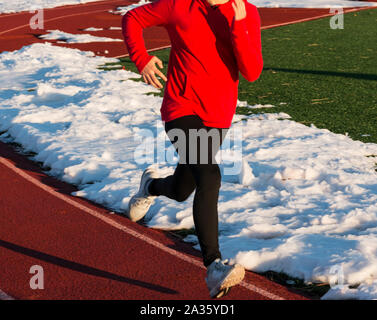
xmin=127 ymin=167 xmax=159 ymax=222
xmin=205 ymin=259 xmax=245 ymax=298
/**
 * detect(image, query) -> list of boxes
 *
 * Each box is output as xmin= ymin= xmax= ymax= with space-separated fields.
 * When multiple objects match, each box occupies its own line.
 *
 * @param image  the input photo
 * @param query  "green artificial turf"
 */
xmin=102 ymin=8 xmax=377 ymax=143
xmin=238 ymin=8 xmax=377 ymax=144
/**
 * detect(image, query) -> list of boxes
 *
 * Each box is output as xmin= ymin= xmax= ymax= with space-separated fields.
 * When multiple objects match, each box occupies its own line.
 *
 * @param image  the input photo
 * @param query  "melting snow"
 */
xmin=1 ymin=43 xmax=377 ymax=299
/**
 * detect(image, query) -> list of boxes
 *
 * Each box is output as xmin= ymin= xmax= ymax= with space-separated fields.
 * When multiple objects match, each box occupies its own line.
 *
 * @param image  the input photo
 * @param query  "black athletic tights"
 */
xmin=148 ymin=115 xmax=228 ymax=267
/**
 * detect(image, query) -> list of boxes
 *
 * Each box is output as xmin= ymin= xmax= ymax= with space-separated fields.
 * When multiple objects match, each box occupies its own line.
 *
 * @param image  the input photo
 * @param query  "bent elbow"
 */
xmin=243 ymin=60 xmax=263 ymax=82
xmin=243 ymin=71 xmax=261 ymax=82
xmin=122 ymin=11 xmax=132 ymax=33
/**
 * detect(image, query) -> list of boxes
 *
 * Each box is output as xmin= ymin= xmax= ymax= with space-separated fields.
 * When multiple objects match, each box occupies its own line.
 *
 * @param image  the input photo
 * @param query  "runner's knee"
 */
xmin=175 ymin=190 xmax=194 ymax=202
xmin=195 ymin=165 xmax=221 ymax=190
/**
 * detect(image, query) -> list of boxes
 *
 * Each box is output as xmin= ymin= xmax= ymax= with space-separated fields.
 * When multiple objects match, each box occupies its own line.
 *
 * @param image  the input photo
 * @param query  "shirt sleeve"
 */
xmin=122 ymin=0 xmax=173 ymax=73
xmin=230 ymin=2 xmax=263 ymax=82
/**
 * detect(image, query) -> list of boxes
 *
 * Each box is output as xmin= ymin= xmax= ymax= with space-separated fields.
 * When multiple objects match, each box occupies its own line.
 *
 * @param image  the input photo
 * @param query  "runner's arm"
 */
xmin=230 ymin=3 xmax=263 ymax=82
xmin=122 ymin=0 xmax=173 ymax=73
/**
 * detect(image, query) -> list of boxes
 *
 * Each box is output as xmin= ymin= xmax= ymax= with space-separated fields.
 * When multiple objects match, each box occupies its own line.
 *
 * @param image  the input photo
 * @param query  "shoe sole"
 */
xmin=215 ymin=287 xmax=231 ymax=299
xmin=210 ymin=264 xmax=245 ymax=298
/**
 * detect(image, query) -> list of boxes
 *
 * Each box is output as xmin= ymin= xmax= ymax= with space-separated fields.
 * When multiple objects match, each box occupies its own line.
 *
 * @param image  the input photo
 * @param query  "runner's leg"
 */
xmin=149 ymin=115 xmax=227 ymax=267
xmin=149 ymin=163 xmax=196 ymax=202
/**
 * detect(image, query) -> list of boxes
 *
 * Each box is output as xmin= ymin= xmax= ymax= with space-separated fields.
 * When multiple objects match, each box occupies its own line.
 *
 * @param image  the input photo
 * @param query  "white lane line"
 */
xmin=0 ymin=289 xmax=14 ymax=300
xmin=113 ymin=45 xmax=172 ymax=59
xmin=0 ymin=0 xmax=121 ymax=19
xmin=0 ymin=156 xmax=285 ymax=300
xmin=0 ymin=8 xmax=113 ymax=35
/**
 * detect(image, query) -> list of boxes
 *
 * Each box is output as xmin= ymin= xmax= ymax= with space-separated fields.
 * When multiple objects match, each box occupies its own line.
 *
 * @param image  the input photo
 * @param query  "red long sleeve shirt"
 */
xmin=122 ymin=0 xmax=263 ymax=128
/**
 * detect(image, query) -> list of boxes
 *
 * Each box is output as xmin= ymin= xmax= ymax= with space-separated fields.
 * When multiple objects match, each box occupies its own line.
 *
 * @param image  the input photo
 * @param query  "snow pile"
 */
xmin=82 ymin=27 xmax=122 ymax=31
xmin=322 ymin=280 xmax=377 ymax=300
xmin=82 ymin=27 xmax=104 ymax=32
xmin=114 ymin=0 xmax=151 ymax=15
xmin=1 ymin=43 xmax=377 ymax=299
xmin=39 ymin=30 xmax=122 ymax=43
xmin=0 ymin=0 xmax=102 ymax=13
xmin=237 ymin=100 xmax=276 ymax=109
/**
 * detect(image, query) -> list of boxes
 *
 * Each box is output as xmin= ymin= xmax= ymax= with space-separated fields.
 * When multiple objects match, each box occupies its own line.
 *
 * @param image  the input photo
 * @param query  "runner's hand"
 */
xmin=232 ymin=0 xmax=247 ymax=21
xmin=141 ymin=56 xmax=167 ymax=89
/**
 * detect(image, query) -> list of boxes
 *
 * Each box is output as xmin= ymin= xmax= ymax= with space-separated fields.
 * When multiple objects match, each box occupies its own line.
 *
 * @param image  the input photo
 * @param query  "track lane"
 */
xmin=0 ymin=141 xmax=307 ymax=300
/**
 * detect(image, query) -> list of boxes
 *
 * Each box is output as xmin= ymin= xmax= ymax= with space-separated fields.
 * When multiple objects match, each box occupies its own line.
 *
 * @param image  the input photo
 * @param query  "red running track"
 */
xmin=0 ymin=0 xmax=169 ymax=58
xmin=2 ymin=0 xmax=376 ymax=301
xmin=1 ymin=0 xmax=376 ymax=57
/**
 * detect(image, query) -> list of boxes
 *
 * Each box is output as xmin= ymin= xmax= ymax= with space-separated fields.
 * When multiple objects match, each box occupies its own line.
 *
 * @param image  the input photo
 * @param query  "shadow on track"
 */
xmin=0 ymin=239 xmax=178 ymax=295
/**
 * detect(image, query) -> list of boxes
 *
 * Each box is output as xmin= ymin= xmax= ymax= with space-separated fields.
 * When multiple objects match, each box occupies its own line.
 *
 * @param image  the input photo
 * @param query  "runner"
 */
xmin=122 ymin=0 xmax=263 ymax=298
